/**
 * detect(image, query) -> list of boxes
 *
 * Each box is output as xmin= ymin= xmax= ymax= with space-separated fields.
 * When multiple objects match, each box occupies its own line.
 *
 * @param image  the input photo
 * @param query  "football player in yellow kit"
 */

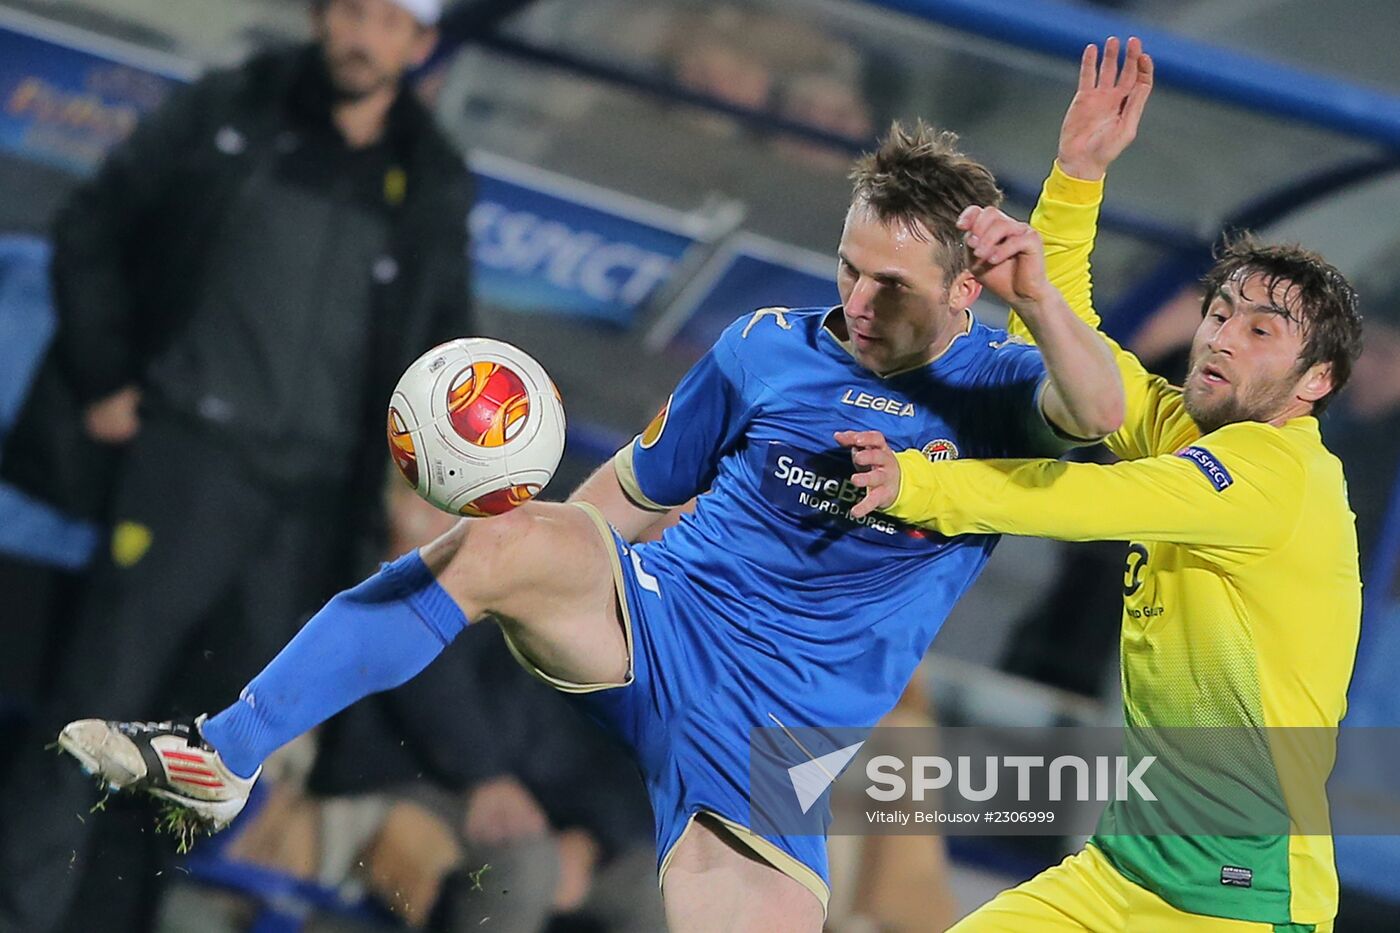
xmin=841 ymin=37 xmax=1362 ymax=932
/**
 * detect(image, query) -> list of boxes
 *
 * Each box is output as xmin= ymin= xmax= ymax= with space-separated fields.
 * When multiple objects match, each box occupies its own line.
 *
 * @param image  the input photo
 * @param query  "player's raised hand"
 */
xmin=957 ymin=205 xmax=1052 ymax=312
xmin=835 ymin=430 xmax=901 ymax=518
xmin=1057 ymin=36 xmax=1154 ymax=180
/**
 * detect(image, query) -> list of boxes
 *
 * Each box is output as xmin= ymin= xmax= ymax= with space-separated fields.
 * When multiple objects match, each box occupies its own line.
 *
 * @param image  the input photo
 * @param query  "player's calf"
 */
xmin=54 ymin=544 xmax=465 ymax=841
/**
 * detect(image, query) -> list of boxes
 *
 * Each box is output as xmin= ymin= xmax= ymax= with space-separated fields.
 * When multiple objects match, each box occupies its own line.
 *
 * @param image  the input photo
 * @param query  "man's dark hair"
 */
xmin=1201 ymin=234 xmax=1363 ymax=414
xmin=849 ymin=120 xmax=1003 ymax=278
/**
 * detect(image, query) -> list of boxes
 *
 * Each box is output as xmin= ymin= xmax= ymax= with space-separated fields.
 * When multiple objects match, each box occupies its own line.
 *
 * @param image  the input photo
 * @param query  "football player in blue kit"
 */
xmin=60 ymin=122 xmax=1123 ymax=931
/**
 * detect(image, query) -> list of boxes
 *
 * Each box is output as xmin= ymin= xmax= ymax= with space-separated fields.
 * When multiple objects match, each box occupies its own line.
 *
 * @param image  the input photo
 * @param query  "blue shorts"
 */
xmin=499 ymin=503 xmax=831 ymax=911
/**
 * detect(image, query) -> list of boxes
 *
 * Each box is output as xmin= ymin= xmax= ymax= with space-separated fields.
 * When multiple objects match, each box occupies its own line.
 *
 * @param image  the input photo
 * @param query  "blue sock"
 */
xmin=201 ymin=549 xmax=468 ymax=778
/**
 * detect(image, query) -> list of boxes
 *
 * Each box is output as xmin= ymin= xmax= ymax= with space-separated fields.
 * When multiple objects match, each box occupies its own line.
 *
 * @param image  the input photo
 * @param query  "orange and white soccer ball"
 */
xmin=387 ymin=338 xmax=566 ymax=516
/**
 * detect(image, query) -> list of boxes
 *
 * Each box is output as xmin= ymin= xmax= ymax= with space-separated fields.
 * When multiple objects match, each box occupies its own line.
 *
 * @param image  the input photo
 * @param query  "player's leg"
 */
xmin=949 ymin=844 xmax=1126 ymax=931
xmin=59 ymin=500 xmax=624 ymax=826
xmin=424 ymin=500 xmax=629 ymax=688
xmin=208 ymin=498 xmax=627 ymax=753
xmin=661 ymin=815 xmax=826 ymax=933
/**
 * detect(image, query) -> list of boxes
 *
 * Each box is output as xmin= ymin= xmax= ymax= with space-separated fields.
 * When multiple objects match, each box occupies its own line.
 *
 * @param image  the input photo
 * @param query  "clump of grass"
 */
xmin=156 ymin=802 xmax=210 ymax=855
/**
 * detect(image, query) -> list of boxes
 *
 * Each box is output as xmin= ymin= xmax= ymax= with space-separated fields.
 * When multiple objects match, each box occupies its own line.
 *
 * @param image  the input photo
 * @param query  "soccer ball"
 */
xmin=387 ymin=338 xmax=566 ymax=516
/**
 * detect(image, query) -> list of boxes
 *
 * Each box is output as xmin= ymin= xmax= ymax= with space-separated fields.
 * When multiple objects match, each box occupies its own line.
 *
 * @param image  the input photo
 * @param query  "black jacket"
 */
xmin=1 ymin=45 xmax=472 ymax=537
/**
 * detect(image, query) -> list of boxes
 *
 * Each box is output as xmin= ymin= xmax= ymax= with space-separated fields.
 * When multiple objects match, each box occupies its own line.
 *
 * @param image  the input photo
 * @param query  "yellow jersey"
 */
xmin=887 ymin=164 xmax=1361 ymax=926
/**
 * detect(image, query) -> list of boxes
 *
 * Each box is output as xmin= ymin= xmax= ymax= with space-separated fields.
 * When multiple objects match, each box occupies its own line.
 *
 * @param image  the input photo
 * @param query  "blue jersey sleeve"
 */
xmin=614 ymin=324 xmax=757 ymax=510
xmin=980 ymin=337 xmax=1073 ymax=458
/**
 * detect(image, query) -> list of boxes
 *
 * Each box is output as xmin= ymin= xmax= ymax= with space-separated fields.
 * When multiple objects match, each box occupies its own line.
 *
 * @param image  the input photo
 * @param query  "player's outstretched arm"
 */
xmin=957 ymin=206 xmax=1124 ymax=441
xmin=876 ymin=426 xmax=1303 ymax=566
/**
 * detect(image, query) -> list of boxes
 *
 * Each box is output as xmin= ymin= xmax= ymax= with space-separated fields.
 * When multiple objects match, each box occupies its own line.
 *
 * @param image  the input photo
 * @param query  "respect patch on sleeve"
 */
xmin=1177 ymin=446 xmax=1233 ymax=492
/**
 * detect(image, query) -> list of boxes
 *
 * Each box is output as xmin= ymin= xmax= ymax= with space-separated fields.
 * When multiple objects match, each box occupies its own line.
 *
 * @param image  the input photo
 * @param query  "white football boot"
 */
xmin=57 ymin=715 xmax=259 ymax=833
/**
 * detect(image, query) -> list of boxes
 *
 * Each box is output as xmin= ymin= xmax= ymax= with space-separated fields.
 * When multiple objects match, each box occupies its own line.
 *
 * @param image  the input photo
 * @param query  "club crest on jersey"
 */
xmin=840 ymin=389 xmax=915 ymax=417
xmin=921 ymin=439 xmax=959 ymax=461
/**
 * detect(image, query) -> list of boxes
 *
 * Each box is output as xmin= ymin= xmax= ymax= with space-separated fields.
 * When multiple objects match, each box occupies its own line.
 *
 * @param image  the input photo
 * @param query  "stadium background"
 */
xmin=2 ymin=0 xmax=1400 ymax=928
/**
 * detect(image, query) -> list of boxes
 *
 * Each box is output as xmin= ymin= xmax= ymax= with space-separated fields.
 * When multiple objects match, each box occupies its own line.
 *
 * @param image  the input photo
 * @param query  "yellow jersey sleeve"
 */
xmin=1018 ymin=163 xmax=1104 ymax=334
xmin=1014 ymin=163 xmax=1198 ymax=460
xmin=886 ymin=420 xmax=1305 ymax=569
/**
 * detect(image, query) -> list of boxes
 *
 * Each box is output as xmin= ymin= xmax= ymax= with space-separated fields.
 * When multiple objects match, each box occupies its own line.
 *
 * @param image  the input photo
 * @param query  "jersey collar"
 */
xmin=1285 ymin=415 xmax=1321 ymax=438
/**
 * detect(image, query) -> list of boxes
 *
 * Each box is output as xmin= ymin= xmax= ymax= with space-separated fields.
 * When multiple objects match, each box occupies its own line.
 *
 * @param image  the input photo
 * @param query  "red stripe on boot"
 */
xmin=167 ymin=764 xmax=217 ymax=778
xmin=171 ymin=776 xmax=225 ymax=789
xmin=161 ymin=750 xmax=209 ymax=764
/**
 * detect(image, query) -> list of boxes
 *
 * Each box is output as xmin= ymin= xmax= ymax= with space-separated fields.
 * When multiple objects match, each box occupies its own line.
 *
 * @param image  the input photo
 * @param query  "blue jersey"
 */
xmin=614 ymin=306 xmax=1067 ymax=732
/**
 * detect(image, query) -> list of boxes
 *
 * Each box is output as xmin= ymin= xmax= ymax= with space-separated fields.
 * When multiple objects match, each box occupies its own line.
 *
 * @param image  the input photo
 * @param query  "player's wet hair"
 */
xmin=849 ymin=120 xmax=1003 ymax=278
xmin=1200 ymin=234 xmax=1363 ymax=414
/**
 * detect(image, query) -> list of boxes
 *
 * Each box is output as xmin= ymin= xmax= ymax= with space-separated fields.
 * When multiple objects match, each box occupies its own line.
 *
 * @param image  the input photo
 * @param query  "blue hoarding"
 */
xmin=656 ymin=233 xmax=839 ymax=355
xmin=469 ymin=152 xmax=701 ymax=327
xmin=0 ymin=16 xmax=183 ymax=173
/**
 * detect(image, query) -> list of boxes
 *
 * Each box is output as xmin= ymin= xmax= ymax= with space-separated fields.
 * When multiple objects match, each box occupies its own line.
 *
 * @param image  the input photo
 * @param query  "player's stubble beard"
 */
xmin=1182 ymin=351 xmax=1299 ymax=435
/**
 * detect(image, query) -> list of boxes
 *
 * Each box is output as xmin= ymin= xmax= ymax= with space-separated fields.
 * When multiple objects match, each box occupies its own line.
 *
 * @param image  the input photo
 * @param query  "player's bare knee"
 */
xmin=439 ymin=503 xmax=602 ymax=610
xmin=437 ymin=506 xmax=538 ymax=603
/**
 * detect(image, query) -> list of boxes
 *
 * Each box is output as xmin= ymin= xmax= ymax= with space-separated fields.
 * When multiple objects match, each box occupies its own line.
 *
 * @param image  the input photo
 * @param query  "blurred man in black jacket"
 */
xmin=0 ymin=1 xmax=472 ymax=929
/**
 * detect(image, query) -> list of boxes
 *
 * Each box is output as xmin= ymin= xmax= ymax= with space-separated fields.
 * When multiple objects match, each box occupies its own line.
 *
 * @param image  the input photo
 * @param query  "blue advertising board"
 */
xmin=653 ymin=233 xmax=839 ymax=355
xmin=468 ymin=152 xmax=702 ymax=327
xmin=0 ymin=13 xmax=185 ymax=173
